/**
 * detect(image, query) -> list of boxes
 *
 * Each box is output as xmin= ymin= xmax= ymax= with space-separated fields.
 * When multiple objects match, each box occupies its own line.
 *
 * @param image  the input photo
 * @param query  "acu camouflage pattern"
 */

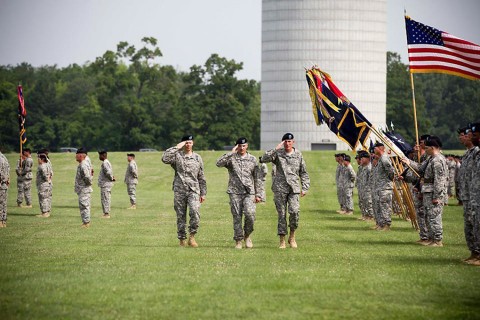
xmin=98 ymin=159 xmax=115 ymax=214
xmin=257 ymin=162 xmax=268 ymax=202
xmin=162 ymin=147 xmax=207 ymax=239
xmin=447 ymin=158 xmax=456 ymax=197
xmin=357 ymin=162 xmax=374 ymax=218
xmin=343 ymin=163 xmax=356 ymax=212
xmin=216 ymin=152 xmax=263 ymax=240
xmin=75 ymin=160 xmax=93 ymax=224
xmin=261 ymin=148 xmax=310 ymax=235
xmin=16 ymin=156 xmax=33 ymax=206
xmin=0 ymin=152 xmax=10 ymax=222
xmin=336 ymin=164 xmax=346 ymax=210
xmin=467 ymin=148 xmax=480 ymax=254
xmin=36 ymin=162 xmax=53 ymax=214
xmin=372 ymin=154 xmax=395 ymax=227
xmin=124 ymin=160 xmax=138 ymax=205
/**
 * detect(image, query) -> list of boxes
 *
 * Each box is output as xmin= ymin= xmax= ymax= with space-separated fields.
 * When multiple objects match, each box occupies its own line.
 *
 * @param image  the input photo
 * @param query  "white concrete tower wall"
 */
xmin=261 ymin=0 xmax=387 ymax=151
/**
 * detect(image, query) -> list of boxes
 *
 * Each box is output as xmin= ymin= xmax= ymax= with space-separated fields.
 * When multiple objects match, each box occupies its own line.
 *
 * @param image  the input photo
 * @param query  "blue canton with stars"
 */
xmin=406 ymin=18 xmax=444 ymax=46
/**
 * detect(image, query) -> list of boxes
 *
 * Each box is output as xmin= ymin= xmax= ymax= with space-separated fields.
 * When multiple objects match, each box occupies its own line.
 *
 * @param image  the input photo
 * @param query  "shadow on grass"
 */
xmin=394 ymin=255 xmax=465 ymax=266
xmin=326 ymin=225 xmax=415 ymax=233
xmin=303 ymin=209 xmax=336 ymax=215
xmin=7 ymin=212 xmax=38 ymax=217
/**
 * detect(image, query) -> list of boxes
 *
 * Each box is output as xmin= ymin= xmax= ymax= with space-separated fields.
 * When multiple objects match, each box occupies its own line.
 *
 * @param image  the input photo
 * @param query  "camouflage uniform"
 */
xmin=357 ymin=162 xmax=374 ymax=218
xmin=16 ymin=156 xmax=33 ymax=206
xmin=471 ymin=150 xmax=480 ymax=255
xmin=411 ymin=154 xmax=448 ymax=241
xmin=36 ymin=162 xmax=53 ymax=214
xmin=372 ymin=154 xmax=395 ymax=228
xmin=257 ymin=162 xmax=268 ymax=202
xmin=344 ymin=163 xmax=356 ymax=212
xmin=261 ymin=148 xmax=310 ymax=236
xmin=458 ymin=147 xmax=478 ymax=254
xmin=75 ymin=159 xmax=93 ymax=224
xmin=217 ymin=152 xmax=263 ymax=241
xmin=124 ymin=160 xmax=138 ymax=205
xmin=336 ymin=164 xmax=346 ymax=211
xmin=0 ymin=152 xmax=10 ymax=223
xmin=447 ymin=158 xmax=456 ymax=198
xmin=162 ymin=147 xmax=207 ymax=240
xmin=98 ymin=159 xmax=115 ymax=214
xmin=405 ymin=152 xmax=429 ymax=240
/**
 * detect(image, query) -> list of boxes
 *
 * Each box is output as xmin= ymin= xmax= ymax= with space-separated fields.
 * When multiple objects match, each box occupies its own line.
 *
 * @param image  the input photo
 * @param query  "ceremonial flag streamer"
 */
xmin=405 ymin=16 xmax=480 ymax=81
xmin=306 ymin=67 xmax=372 ymax=150
xmin=18 ymin=85 xmax=27 ymax=144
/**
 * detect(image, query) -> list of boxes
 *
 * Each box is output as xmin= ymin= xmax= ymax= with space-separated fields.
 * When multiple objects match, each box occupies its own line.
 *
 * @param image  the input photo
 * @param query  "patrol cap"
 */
xmin=425 ymin=136 xmax=442 ymax=148
xmin=76 ymin=147 xmax=88 ymax=154
xmin=127 ymin=153 xmax=135 ymax=158
xmin=181 ymin=134 xmax=193 ymax=142
xmin=282 ymin=133 xmax=294 ymax=141
xmin=236 ymin=137 xmax=248 ymax=145
xmin=373 ymin=141 xmax=384 ymax=148
xmin=343 ymin=155 xmax=351 ymax=162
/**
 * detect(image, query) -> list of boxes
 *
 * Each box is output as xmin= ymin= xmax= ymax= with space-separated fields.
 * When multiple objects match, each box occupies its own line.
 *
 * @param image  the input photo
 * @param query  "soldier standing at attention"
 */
xmin=75 ymin=148 xmax=93 ymax=228
xmin=260 ymin=133 xmax=310 ymax=249
xmin=467 ymin=123 xmax=480 ymax=265
xmin=162 ymin=135 xmax=207 ymax=248
xmin=216 ymin=137 xmax=263 ymax=249
xmin=335 ymin=153 xmax=346 ymax=214
xmin=403 ymin=136 xmax=448 ymax=247
xmin=36 ymin=154 xmax=52 ymax=218
xmin=372 ymin=142 xmax=395 ymax=231
xmin=357 ymin=151 xmax=374 ymax=221
xmin=124 ymin=153 xmax=138 ymax=209
xmin=342 ymin=154 xmax=356 ymax=215
xmin=98 ymin=150 xmax=115 ymax=218
xmin=0 ymin=150 xmax=10 ymax=228
xmin=16 ymin=148 xmax=33 ymax=208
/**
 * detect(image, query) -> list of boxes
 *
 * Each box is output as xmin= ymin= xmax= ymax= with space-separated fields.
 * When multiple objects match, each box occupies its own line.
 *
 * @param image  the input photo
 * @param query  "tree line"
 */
xmin=0 ymin=39 xmax=478 ymax=152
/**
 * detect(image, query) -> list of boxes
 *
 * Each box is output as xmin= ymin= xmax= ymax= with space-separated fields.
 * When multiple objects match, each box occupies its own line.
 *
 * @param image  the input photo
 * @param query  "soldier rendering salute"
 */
xmin=260 ymin=133 xmax=310 ymax=249
xmin=0 ymin=150 xmax=10 ymax=228
xmin=98 ymin=150 xmax=115 ymax=218
xmin=124 ymin=153 xmax=138 ymax=209
xmin=162 ymin=135 xmax=207 ymax=247
xmin=216 ymin=137 xmax=263 ymax=249
xmin=75 ymin=148 xmax=93 ymax=228
xmin=403 ymin=136 xmax=448 ymax=247
xmin=36 ymin=154 xmax=53 ymax=218
xmin=16 ymin=148 xmax=33 ymax=208
xmin=372 ymin=142 xmax=395 ymax=231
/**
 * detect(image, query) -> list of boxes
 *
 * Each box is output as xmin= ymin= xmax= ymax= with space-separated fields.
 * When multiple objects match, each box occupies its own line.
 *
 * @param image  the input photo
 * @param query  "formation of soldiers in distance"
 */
xmin=0 ymin=124 xmax=479 ymax=264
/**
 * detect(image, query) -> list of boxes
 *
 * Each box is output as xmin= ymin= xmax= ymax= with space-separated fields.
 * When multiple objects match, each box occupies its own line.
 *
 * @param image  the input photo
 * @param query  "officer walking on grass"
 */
xmin=162 ymin=135 xmax=207 ymax=248
xmin=260 ymin=133 xmax=310 ymax=249
xmin=75 ymin=148 xmax=93 ymax=228
xmin=216 ymin=137 xmax=263 ymax=249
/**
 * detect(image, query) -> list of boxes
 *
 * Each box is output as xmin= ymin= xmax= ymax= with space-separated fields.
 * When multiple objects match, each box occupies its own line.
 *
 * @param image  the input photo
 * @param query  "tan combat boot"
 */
xmin=179 ymin=239 xmax=186 ymax=247
xmin=235 ymin=241 xmax=242 ymax=249
xmin=288 ymin=230 xmax=297 ymax=248
xmin=127 ymin=204 xmax=136 ymax=210
xmin=188 ymin=234 xmax=198 ymax=248
xmin=245 ymin=235 xmax=253 ymax=249
xmin=279 ymin=235 xmax=286 ymax=249
xmin=428 ymin=240 xmax=443 ymax=247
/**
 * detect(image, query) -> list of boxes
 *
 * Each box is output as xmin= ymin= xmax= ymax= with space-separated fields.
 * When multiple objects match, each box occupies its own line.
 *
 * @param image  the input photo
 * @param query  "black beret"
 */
xmin=425 ymin=136 xmax=442 ymax=148
xmin=127 ymin=153 xmax=135 ymax=157
xmin=98 ymin=149 xmax=107 ymax=154
xmin=419 ymin=134 xmax=431 ymax=141
xmin=76 ymin=147 xmax=88 ymax=154
xmin=236 ymin=137 xmax=248 ymax=145
xmin=38 ymin=154 xmax=48 ymax=161
xmin=470 ymin=122 xmax=480 ymax=133
xmin=359 ymin=151 xmax=370 ymax=158
xmin=37 ymin=148 xmax=49 ymax=155
xmin=181 ymin=135 xmax=193 ymax=142
xmin=22 ymin=148 xmax=31 ymax=154
xmin=343 ymin=155 xmax=351 ymax=162
xmin=457 ymin=127 xmax=468 ymax=134
xmin=374 ymin=141 xmax=384 ymax=148
xmin=282 ymin=133 xmax=294 ymax=141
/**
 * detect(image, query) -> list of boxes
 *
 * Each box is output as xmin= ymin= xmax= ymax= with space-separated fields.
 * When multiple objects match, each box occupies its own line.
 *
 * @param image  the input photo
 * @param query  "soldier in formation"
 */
xmin=216 ymin=137 xmax=263 ymax=249
xmin=16 ymin=148 xmax=33 ymax=208
xmin=356 ymin=151 xmax=374 ymax=221
xmin=342 ymin=154 xmax=356 ymax=215
xmin=0 ymin=150 xmax=10 ymax=228
xmin=98 ymin=150 xmax=115 ymax=218
xmin=124 ymin=153 xmax=138 ymax=209
xmin=260 ymin=133 xmax=310 ymax=249
xmin=36 ymin=153 xmax=53 ymax=218
xmin=162 ymin=135 xmax=207 ymax=247
xmin=74 ymin=148 xmax=93 ymax=228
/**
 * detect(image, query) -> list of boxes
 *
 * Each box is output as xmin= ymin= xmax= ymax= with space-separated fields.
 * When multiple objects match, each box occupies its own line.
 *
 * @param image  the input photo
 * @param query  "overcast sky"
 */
xmin=0 ymin=0 xmax=479 ymax=81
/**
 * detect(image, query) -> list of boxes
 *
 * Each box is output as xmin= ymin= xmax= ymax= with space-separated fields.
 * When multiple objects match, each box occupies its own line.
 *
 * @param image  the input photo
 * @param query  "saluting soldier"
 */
xmin=260 ymin=133 xmax=310 ymax=249
xmin=16 ymin=148 xmax=33 ymax=208
xmin=75 ymin=148 xmax=93 ymax=228
xmin=124 ymin=153 xmax=138 ymax=209
xmin=162 ymin=135 xmax=207 ymax=248
xmin=0 ymin=150 xmax=10 ymax=228
xmin=403 ymin=136 xmax=448 ymax=247
xmin=36 ymin=153 xmax=53 ymax=218
xmin=371 ymin=142 xmax=395 ymax=231
xmin=216 ymin=137 xmax=263 ymax=249
xmin=98 ymin=150 xmax=115 ymax=218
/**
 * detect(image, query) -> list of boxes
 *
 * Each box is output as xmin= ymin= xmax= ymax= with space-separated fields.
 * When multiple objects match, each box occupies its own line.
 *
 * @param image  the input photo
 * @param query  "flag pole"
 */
xmin=409 ymin=72 xmax=421 ymax=160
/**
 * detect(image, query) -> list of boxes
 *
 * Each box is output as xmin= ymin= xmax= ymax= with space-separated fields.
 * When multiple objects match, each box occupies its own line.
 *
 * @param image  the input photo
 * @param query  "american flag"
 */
xmin=405 ymin=16 xmax=480 ymax=81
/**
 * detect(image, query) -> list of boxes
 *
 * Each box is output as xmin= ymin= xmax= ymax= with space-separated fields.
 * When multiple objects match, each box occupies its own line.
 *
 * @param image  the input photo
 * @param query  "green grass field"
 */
xmin=1 ymin=151 xmax=479 ymax=320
